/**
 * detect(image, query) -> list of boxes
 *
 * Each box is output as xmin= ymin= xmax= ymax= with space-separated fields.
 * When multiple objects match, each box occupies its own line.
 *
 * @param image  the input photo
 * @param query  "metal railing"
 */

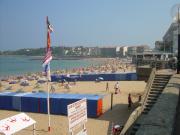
xmin=120 ymin=68 xmax=156 ymax=135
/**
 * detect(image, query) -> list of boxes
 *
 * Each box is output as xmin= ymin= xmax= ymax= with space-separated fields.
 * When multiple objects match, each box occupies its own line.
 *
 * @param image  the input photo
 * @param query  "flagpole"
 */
xmin=47 ymin=79 xmax=51 ymax=131
xmin=47 ymin=32 xmax=51 ymax=132
xmin=47 ymin=16 xmax=51 ymax=132
xmin=43 ymin=16 xmax=53 ymax=132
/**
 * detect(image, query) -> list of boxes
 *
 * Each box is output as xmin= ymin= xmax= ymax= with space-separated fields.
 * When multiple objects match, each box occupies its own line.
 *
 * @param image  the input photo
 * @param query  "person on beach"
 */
xmin=123 ymin=68 xmax=126 ymax=72
xmin=64 ymin=82 xmax=71 ymax=90
xmin=50 ymin=85 xmax=55 ymax=93
xmin=106 ymin=82 xmax=109 ymax=91
xmin=60 ymin=79 xmax=66 ymax=86
xmin=138 ymin=94 xmax=142 ymax=102
xmin=114 ymin=82 xmax=120 ymax=94
xmin=128 ymin=93 xmax=132 ymax=109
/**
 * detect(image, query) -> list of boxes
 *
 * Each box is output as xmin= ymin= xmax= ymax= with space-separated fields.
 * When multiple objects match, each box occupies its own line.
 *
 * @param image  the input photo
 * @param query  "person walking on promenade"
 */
xmin=106 ymin=82 xmax=109 ymax=91
xmin=128 ymin=93 xmax=132 ymax=109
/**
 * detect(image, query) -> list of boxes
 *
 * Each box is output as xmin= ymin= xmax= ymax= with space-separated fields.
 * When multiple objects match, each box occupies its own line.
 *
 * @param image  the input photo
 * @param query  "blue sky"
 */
xmin=0 ymin=0 xmax=179 ymax=51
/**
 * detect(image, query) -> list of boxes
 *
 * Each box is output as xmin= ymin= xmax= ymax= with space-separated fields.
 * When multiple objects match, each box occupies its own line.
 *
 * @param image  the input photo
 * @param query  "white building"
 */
xmin=120 ymin=46 xmax=128 ymax=57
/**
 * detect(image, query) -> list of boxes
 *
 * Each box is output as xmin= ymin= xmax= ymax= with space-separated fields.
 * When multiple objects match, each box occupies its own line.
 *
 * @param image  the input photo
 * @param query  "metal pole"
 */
xmin=177 ymin=7 xmax=180 ymax=74
xmin=111 ymin=93 xmax=113 ymax=110
xmin=47 ymin=81 xmax=51 ymax=131
xmin=33 ymin=124 xmax=36 ymax=135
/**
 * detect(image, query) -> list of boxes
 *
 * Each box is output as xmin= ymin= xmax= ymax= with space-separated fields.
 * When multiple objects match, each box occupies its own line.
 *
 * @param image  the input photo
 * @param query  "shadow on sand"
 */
xmin=97 ymin=103 xmax=139 ymax=135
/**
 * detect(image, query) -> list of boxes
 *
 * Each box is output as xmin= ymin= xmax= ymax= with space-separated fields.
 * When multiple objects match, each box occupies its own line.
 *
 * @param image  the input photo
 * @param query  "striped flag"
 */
xmin=42 ymin=16 xmax=53 ymax=81
xmin=47 ymin=17 xmax=53 ymax=33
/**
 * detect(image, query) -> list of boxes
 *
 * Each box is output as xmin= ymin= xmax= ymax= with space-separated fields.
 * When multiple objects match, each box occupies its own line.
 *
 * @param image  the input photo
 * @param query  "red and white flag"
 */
xmin=42 ymin=16 xmax=53 ymax=81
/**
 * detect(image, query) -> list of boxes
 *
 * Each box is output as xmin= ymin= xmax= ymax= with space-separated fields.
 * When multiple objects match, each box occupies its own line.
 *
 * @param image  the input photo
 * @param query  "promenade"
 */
xmin=134 ymin=72 xmax=180 ymax=135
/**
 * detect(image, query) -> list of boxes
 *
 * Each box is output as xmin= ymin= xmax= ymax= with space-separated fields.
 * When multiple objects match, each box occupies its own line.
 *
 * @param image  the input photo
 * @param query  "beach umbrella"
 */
xmin=37 ymin=78 xmax=47 ymax=84
xmin=95 ymin=77 xmax=104 ymax=82
xmin=98 ymin=77 xmax=104 ymax=81
xmin=9 ymin=80 xmax=18 ymax=84
xmin=19 ymin=80 xmax=30 ymax=91
xmin=20 ymin=80 xmax=29 ymax=86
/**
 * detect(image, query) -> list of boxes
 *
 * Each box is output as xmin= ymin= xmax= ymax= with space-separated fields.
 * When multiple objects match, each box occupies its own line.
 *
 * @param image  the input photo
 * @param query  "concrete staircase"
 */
xmin=129 ymin=74 xmax=171 ymax=135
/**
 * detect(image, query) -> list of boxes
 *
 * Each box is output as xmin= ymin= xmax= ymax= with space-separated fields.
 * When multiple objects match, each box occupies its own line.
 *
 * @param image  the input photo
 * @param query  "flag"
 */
xmin=47 ymin=17 xmax=53 ymax=33
xmin=42 ymin=16 xmax=53 ymax=81
xmin=42 ymin=49 xmax=52 ymax=67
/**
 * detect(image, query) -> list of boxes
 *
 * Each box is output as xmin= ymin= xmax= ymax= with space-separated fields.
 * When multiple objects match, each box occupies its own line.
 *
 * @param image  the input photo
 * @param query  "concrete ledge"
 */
xmin=136 ymin=74 xmax=180 ymax=135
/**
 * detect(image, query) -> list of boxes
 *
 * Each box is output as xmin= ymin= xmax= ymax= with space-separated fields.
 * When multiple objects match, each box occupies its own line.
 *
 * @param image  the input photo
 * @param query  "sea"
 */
xmin=0 ymin=55 xmax=101 ymax=77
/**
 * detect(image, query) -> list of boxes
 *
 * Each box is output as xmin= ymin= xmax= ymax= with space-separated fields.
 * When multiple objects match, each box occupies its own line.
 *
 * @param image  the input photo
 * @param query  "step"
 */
xmin=151 ymin=85 xmax=165 ymax=88
xmin=149 ymin=91 xmax=162 ymax=95
xmin=154 ymin=75 xmax=170 ymax=78
xmin=151 ymin=88 xmax=163 ymax=91
xmin=148 ymin=94 xmax=159 ymax=98
xmin=154 ymin=76 xmax=170 ymax=79
xmin=153 ymin=80 xmax=169 ymax=84
xmin=143 ymin=108 xmax=151 ymax=112
xmin=144 ymin=106 xmax=152 ymax=110
xmin=155 ymin=78 xmax=169 ymax=81
xmin=153 ymin=80 xmax=167 ymax=83
xmin=156 ymin=74 xmax=171 ymax=77
xmin=145 ymin=104 xmax=153 ymax=108
xmin=155 ymin=76 xmax=171 ymax=78
xmin=154 ymin=79 xmax=169 ymax=82
xmin=155 ymin=74 xmax=171 ymax=77
xmin=146 ymin=100 xmax=157 ymax=104
xmin=151 ymin=87 xmax=164 ymax=90
xmin=152 ymin=82 xmax=166 ymax=85
xmin=151 ymin=87 xmax=164 ymax=91
xmin=147 ymin=97 xmax=158 ymax=101
xmin=152 ymin=82 xmax=167 ymax=85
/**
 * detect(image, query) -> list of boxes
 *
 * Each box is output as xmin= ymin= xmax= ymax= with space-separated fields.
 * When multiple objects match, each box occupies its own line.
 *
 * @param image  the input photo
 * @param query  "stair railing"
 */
xmin=119 ymin=68 xmax=156 ymax=135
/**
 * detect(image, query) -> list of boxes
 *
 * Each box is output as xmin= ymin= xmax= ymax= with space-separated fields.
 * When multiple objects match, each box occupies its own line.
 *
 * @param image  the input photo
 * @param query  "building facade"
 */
xmin=162 ymin=22 xmax=179 ymax=55
xmin=100 ymin=47 xmax=116 ymax=57
xmin=127 ymin=46 xmax=137 ymax=56
xmin=136 ymin=45 xmax=150 ymax=53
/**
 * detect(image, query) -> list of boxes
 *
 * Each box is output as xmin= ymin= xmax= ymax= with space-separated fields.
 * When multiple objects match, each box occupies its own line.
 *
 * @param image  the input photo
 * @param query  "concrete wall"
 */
xmin=136 ymin=66 xmax=152 ymax=82
xmin=136 ymin=74 xmax=180 ymax=135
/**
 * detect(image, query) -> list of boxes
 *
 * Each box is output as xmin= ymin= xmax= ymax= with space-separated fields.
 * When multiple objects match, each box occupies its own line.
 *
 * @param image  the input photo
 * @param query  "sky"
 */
xmin=0 ymin=0 xmax=179 ymax=51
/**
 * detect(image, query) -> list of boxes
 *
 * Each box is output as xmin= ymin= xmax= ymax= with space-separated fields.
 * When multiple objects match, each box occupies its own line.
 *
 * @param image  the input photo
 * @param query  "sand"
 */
xmin=0 ymin=81 xmax=146 ymax=135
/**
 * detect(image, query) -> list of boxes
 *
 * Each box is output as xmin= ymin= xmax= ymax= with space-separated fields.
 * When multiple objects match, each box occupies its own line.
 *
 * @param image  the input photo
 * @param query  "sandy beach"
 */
xmin=0 ymin=80 xmax=146 ymax=135
xmin=0 ymin=58 xmax=143 ymax=135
